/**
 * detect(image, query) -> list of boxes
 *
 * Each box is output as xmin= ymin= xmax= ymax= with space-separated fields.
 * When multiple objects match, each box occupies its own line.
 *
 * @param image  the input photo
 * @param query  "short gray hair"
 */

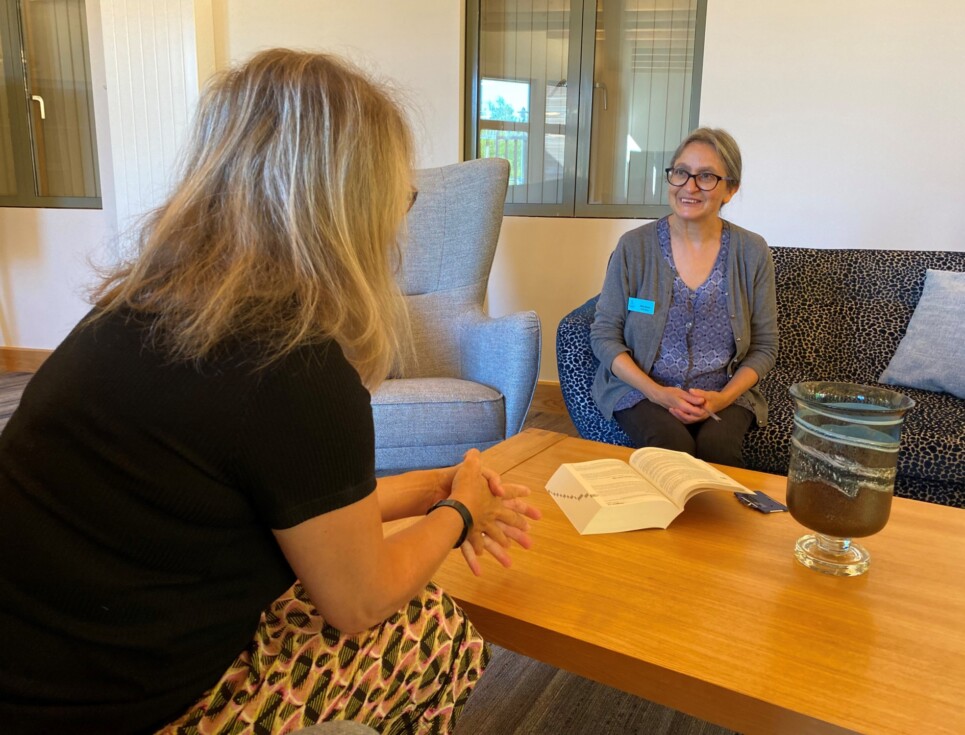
xmin=671 ymin=127 xmax=742 ymax=188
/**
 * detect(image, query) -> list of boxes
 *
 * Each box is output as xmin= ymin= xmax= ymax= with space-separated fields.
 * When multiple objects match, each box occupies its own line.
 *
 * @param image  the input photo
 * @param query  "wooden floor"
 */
xmin=524 ymin=382 xmax=580 ymax=436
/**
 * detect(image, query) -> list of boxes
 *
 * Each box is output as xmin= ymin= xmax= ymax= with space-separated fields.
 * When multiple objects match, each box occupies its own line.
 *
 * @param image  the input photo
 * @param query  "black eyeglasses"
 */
xmin=664 ymin=167 xmax=736 ymax=191
xmin=407 ymin=189 xmax=419 ymax=212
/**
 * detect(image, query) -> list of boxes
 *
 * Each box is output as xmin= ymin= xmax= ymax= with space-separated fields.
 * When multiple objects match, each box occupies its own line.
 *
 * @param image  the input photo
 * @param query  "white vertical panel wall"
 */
xmin=99 ymin=0 xmax=200 ymax=252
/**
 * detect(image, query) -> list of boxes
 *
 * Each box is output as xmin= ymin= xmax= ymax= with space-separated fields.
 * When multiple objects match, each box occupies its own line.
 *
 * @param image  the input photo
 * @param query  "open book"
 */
xmin=545 ymin=447 xmax=753 ymax=534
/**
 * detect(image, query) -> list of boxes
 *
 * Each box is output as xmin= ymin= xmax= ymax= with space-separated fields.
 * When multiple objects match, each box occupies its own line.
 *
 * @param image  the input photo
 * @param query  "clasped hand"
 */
xmin=659 ymin=386 xmax=724 ymax=424
xmin=439 ymin=449 xmax=541 ymax=576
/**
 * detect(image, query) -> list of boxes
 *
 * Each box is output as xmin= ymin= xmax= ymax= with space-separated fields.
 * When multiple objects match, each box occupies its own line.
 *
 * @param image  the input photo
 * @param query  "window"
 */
xmin=465 ymin=0 xmax=706 ymax=218
xmin=1 ymin=0 xmax=101 ymax=208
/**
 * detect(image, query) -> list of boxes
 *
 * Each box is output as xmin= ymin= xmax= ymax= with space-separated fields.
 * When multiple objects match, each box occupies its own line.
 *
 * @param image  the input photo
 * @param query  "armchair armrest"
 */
xmin=460 ymin=309 xmax=541 ymax=437
xmin=556 ymin=295 xmax=634 ymax=447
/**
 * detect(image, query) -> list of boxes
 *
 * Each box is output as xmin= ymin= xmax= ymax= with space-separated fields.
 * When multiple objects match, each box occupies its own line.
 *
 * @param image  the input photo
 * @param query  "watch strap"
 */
xmin=427 ymin=499 xmax=474 ymax=549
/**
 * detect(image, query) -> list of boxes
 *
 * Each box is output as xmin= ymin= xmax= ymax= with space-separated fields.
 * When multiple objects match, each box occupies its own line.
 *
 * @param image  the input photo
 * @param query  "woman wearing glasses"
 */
xmin=590 ymin=127 xmax=778 ymax=466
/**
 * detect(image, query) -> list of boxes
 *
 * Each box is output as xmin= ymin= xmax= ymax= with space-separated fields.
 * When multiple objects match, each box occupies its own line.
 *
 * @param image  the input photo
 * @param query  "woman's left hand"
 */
xmin=460 ymin=485 xmax=541 ymax=576
xmin=669 ymin=388 xmax=728 ymax=423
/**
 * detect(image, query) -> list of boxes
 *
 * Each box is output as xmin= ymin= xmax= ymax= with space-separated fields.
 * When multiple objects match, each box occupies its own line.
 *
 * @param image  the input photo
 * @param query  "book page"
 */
xmin=559 ymin=459 xmax=666 ymax=507
xmin=627 ymin=448 xmax=750 ymax=507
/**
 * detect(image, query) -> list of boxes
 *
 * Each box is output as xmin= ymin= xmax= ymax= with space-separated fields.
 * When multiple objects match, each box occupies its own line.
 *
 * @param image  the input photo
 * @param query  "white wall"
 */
xmin=0 ymin=208 xmax=110 ymax=346
xmin=100 ymin=0 xmax=206 ymax=247
xmin=4 ymin=1 xmax=965 ymax=383
xmin=211 ymin=0 xmax=463 ymax=167
xmin=699 ymin=1 xmax=965 ymax=251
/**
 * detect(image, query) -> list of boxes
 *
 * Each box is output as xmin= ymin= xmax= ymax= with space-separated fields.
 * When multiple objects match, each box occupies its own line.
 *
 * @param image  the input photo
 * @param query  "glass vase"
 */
xmin=785 ymin=381 xmax=915 ymax=576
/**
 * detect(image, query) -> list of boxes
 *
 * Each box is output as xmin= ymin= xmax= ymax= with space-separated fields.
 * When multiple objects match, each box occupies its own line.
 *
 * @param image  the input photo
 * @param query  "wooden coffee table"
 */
xmin=431 ymin=429 xmax=965 ymax=735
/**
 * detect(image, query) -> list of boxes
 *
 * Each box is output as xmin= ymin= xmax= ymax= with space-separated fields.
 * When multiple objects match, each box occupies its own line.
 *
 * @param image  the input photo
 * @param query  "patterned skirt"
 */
xmin=158 ymin=581 xmax=489 ymax=735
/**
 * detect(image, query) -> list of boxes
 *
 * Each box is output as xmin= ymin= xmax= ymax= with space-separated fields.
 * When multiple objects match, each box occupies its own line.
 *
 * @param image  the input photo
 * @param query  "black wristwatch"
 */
xmin=427 ymin=499 xmax=474 ymax=548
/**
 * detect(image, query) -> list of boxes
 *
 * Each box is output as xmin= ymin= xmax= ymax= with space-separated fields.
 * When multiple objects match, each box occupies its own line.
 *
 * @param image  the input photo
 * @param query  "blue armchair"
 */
xmin=371 ymin=158 xmax=542 ymax=474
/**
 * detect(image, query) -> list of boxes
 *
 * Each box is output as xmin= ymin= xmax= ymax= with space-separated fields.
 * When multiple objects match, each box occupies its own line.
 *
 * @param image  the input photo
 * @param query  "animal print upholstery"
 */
xmin=556 ymin=249 xmax=965 ymax=508
xmin=747 ymin=247 xmax=965 ymax=508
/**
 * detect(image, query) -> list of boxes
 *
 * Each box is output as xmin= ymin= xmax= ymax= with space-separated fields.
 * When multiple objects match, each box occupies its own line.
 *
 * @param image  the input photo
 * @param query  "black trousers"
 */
xmin=614 ymin=399 xmax=755 ymax=467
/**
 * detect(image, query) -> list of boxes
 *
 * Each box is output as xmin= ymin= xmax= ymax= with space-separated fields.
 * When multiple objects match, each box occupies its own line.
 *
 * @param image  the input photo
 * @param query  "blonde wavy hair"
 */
xmin=92 ymin=49 xmax=413 ymax=388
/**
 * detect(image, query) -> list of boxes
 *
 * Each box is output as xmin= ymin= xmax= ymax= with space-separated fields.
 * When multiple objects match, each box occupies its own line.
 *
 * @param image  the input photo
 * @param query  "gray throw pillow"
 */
xmin=880 ymin=269 xmax=965 ymax=398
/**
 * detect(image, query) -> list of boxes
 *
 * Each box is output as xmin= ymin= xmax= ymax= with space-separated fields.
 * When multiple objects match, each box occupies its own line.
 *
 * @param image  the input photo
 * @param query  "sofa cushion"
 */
xmin=893 ymin=385 xmax=965 ymax=505
xmin=880 ymin=269 xmax=965 ymax=398
xmin=763 ymin=248 xmax=965 ymax=383
xmin=745 ymin=370 xmax=965 ymax=508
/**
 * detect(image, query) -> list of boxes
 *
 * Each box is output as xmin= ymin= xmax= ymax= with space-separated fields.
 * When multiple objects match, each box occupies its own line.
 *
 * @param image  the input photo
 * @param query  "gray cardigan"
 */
xmin=590 ymin=218 xmax=779 ymax=425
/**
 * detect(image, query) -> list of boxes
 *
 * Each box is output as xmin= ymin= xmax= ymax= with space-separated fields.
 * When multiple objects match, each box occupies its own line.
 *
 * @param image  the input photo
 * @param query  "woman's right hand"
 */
xmin=652 ymin=385 xmax=708 ymax=423
xmin=610 ymin=354 xmax=713 ymax=424
xmin=449 ymin=449 xmax=540 ymax=575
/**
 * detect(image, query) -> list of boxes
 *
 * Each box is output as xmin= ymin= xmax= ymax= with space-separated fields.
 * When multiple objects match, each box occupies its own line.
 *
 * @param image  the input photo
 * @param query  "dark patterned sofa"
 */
xmin=556 ymin=248 xmax=965 ymax=508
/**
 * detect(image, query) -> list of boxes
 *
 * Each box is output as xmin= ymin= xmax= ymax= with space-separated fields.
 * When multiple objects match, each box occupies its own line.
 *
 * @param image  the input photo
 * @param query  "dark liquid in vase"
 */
xmin=786 ymin=480 xmax=892 ymax=538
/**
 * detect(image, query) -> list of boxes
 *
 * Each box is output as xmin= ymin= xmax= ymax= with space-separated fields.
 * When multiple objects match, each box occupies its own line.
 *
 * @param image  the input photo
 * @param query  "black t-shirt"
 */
xmin=0 ymin=310 xmax=376 ymax=733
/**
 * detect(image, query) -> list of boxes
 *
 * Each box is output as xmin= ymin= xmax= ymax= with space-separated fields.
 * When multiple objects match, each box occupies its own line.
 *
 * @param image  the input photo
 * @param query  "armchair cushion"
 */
xmin=372 ymin=378 xmax=505 ymax=473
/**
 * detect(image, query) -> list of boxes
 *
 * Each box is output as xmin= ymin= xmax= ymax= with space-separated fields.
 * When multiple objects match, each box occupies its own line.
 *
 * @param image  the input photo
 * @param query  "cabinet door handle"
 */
xmin=31 ymin=94 xmax=46 ymax=120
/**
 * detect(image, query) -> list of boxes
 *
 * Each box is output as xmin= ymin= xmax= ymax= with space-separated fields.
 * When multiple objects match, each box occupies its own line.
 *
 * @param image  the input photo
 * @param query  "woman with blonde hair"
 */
xmin=0 ymin=49 xmax=538 ymax=734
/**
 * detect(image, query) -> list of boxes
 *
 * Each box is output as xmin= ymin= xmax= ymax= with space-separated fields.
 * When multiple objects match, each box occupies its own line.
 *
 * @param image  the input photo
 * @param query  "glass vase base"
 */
xmin=794 ymin=533 xmax=870 ymax=576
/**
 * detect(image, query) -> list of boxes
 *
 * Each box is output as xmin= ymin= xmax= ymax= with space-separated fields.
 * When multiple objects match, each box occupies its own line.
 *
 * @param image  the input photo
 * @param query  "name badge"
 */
xmin=628 ymin=297 xmax=655 ymax=315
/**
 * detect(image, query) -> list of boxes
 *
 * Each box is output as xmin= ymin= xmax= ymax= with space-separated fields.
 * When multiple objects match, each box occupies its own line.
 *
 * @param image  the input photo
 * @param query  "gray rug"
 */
xmin=456 ymin=645 xmax=739 ymax=735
